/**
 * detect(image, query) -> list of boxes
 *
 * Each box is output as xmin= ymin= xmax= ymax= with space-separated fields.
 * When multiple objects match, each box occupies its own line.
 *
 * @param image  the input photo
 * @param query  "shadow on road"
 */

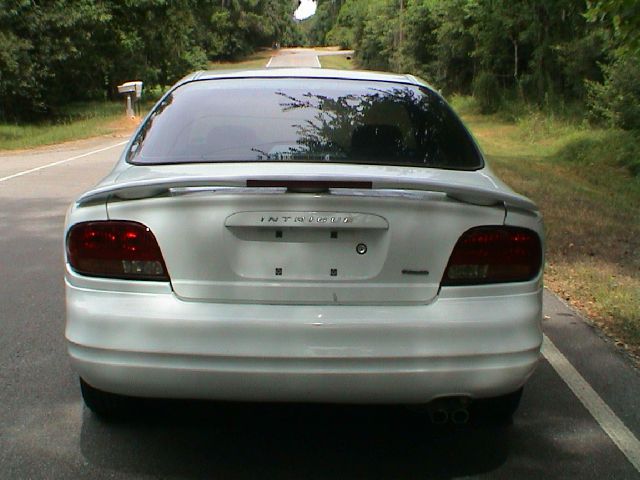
xmin=80 ymin=401 xmax=510 ymax=479
xmin=0 ymin=197 xmax=69 ymax=244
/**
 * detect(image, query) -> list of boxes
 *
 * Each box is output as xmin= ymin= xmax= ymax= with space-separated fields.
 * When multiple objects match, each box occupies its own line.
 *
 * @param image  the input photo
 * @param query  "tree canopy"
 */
xmin=0 ymin=0 xmax=300 ymax=120
xmin=3 ymin=0 xmax=638 ymax=130
xmin=305 ymin=0 xmax=639 ymax=128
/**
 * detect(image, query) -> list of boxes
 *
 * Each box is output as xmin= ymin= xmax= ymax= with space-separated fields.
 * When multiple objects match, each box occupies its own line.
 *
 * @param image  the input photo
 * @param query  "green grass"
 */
xmin=207 ymin=48 xmax=358 ymax=71
xmin=1 ymin=48 xmax=357 ymax=152
xmin=451 ymin=96 xmax=640 ymax=356
xmin=208 ymin=49 xmax=273 ymax=71
xmin=319 ymin=54 xmax=357 ymax=70
xmin=555 ymin=129 xmax=640 ymax=177
xmin=0 ymin=101 xmax=131 ymax=151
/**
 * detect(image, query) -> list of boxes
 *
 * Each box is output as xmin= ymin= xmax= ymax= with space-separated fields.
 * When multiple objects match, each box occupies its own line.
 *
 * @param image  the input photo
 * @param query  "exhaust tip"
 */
xmin=451 ymin=408 xmax=470 ymax=425
xmin=429 ymin=408 xmax=449 ymax=425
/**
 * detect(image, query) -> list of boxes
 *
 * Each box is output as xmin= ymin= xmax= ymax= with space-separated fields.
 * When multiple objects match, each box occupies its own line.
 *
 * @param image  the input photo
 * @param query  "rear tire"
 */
xmin=80 ymin=378 xmax=136 ymax=419
xmin=474 ymin=387 xmax=523 ymax=425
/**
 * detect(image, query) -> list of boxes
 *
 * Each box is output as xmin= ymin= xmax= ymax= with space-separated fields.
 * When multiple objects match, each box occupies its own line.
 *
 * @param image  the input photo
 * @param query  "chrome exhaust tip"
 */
xmin=429 ymin=408 xmax=449 ymax=425
xmin=451 ymin=408 xmax=470 ymax=425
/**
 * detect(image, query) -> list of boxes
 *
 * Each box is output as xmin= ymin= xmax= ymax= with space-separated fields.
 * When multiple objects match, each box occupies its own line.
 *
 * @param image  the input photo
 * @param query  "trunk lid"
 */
xmin=103 ymin=163 xmax=511 ymax=305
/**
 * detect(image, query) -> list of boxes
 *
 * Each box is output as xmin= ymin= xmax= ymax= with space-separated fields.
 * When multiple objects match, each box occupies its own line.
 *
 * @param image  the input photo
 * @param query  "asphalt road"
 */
xmin=1 ymin=133 xmax=639 ymax=479
xmin=265 ymin=47 xmax=355 ymax=69
xmin=267 ymin=48 xmax=322 ymax=68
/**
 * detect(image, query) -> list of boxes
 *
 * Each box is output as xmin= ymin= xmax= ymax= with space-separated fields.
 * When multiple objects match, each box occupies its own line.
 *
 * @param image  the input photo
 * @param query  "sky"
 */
xmin=294 ymin=0 xmax=317 ymax=20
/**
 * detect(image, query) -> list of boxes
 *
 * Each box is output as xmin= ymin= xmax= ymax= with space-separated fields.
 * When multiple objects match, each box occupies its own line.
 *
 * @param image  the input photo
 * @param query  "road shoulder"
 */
xmin=543 ymin=289 xmax=640 ymax=443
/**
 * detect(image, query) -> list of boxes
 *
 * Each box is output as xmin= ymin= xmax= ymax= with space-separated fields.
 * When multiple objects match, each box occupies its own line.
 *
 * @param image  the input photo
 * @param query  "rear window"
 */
xmin=128 ymin=78 xmax=483 ymax=170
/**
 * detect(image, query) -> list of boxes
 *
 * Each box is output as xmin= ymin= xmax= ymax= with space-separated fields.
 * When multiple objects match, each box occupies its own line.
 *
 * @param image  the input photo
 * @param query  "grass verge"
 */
xmin=451 ymin=95 xmax=640 ymax=358
xmin=1 ymin=48 xmax=355 ymax=152
xmin=319 ymin=54 xmax=357 ymax=70
xmin=208 ymin=49 xmax=273 ymax=70
xmin=0 ymin=101 xmax=138 ymax=151
xmin=208 ymin=48 xmax=357 ymax=71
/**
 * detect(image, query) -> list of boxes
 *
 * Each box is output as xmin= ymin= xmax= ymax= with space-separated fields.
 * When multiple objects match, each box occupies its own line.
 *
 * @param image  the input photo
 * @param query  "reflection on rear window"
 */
xmin=128 ymin=78 xmax=482 ymax=170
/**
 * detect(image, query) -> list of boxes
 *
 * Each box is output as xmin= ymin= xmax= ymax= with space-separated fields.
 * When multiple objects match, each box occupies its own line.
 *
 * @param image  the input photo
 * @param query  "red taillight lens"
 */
xmin=442 ymin=226 xmax=542 ymax=286
xmin=66 ymin=221 xmax=169 ymax=281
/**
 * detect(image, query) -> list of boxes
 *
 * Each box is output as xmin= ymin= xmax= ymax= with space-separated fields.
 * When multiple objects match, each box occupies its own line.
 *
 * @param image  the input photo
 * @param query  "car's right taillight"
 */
xmin=441 ymin=226 xmax=542 ymax=286
xmin=66 ymin=221 xmax=169 ymax=281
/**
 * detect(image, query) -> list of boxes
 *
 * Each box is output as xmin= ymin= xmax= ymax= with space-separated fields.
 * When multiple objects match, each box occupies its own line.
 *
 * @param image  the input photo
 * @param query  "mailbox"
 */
xmin=117 ymin=81 xmax=143 ymax=117
xmin=117 ymin=81 xmax=143 ymax=98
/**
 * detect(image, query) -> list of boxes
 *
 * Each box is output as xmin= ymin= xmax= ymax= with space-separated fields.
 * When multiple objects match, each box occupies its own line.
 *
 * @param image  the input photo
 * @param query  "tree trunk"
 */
xmin=512 ymin=37 xmax=518 ymax=81
xmin=399 ymin=0 xmax=404 ymax=47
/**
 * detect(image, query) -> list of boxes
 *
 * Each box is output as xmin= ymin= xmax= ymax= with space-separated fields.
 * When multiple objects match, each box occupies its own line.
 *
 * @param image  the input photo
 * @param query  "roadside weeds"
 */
xmin=456 ymin=104 xmax=640 ymax=362
xmin=0 ymin=103 xmax=141 ymax=152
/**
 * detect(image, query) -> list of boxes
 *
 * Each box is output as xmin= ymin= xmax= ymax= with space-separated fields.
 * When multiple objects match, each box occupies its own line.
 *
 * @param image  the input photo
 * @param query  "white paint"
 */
xmin=265 ymin=56 xmax=274 ymax=68
xmin=0 ymin=140 xmax=128 ymax=184
xmin=294 ymin=0 xmax=317 ymax=20
xmin=542 ymin=334 xmax=640 ymax=473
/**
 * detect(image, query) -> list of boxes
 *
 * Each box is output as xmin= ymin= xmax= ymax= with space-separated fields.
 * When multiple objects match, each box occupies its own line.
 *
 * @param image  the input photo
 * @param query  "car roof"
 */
xmin=176 ymin=68 xmax=433 ymax=91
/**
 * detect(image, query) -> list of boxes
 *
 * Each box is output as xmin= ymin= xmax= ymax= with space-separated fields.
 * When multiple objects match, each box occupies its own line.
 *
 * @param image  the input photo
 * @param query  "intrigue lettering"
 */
xmin=260 ymin=215 xmax=353 ymax=224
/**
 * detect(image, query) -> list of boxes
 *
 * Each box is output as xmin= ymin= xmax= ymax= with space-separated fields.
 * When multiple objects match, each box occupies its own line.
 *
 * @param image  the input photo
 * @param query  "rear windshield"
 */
xmin=128 ymin=78 xmax=482 ymax=170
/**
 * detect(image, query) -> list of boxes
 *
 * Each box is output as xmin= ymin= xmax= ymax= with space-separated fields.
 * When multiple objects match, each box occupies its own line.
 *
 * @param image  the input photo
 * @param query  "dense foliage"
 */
xmin=585 ymin=0 xmax=640 ymax=130
xmin=307 ymin=0 xmax=639 ymax=129
xmin=3 ymin=0 xmax=638 ymax=131
xmin=0 ymin=0 xmax=300 ymax=119
xmin=298 ymin=0 xmax=344 ymax=46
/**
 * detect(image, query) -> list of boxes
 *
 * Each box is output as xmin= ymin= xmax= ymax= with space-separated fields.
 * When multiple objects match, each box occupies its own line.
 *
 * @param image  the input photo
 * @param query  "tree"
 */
xmin=326 ymin=0 xmax=367 ymax=49
xmin=586 ymin=0 xmax=640 ymax=54
xmin=300 ymin=0 xmax=345 ymax=46
xmin=0 ymin=0 xmax=301 ymax=120
xmin=586 ymin=1 xmax=640 ymax=129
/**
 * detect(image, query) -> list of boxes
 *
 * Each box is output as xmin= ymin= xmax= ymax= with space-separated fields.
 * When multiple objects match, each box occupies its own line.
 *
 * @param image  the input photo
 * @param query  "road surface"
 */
xmin=1 ymin=135 xmax=639 ymax=478
xmin=266 ymin=48 xmax=354 ymax=68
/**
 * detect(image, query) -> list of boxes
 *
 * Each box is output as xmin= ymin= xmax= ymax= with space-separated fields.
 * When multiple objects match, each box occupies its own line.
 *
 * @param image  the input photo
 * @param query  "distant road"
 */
xmin=267 ymin=48 xmax=321 ymax=68
xmin=266 ymin=48 xmax=354 ymax=68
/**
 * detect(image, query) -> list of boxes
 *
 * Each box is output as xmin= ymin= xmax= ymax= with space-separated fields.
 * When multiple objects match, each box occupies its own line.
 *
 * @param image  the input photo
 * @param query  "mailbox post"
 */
xmin=117 ymin=81 xmax=143 ymax=117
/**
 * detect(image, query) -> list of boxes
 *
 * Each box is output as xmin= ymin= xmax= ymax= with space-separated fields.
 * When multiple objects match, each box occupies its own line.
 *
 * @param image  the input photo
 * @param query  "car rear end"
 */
xmin=64 ymin=71 xmax=544 ymax=411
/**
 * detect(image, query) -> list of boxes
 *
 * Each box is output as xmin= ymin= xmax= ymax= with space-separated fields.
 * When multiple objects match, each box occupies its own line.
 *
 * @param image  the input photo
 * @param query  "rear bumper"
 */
xmin=66 ymin=282 xmax=543 ymax=403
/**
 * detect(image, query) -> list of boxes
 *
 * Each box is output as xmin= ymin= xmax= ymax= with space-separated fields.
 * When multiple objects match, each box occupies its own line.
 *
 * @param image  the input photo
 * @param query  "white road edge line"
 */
xmin=313 ymin=55 xmax=322 ymax=68
xmin=265 ymin=56 xmax=274 ymax=68
xmin=0 ymin=140 xmax=128 ymax=184
xmin=542 ymin=334 xmax=640 ymax=472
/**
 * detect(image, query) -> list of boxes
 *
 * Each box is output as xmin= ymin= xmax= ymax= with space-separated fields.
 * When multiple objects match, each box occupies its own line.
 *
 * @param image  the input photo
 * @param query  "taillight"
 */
xmin=442 ymin=226 xmax=542 ymax=286
xmin=66 ymin=221 xmax=169 ymax=281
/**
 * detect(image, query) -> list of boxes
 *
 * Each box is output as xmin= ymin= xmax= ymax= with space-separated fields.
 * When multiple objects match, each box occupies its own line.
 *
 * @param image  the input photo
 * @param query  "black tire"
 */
xmin=473 ymin=387 xmax=523 ymax=425
xmin=80 ymin=378 xmax=137 ymax=419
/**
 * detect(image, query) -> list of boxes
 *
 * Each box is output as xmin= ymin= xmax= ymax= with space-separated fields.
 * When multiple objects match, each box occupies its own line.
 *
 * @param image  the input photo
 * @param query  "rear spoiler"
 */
xmin=76 ymin=175 xmax=537 ymax=211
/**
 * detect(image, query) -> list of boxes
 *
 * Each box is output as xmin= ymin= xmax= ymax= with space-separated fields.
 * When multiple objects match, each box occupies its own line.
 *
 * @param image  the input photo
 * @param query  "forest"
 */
xmin=304 ymin=0 xmax=640 ymax=135
xmin=1 ymin=0 xmax=638 ymax=137
xmin=0 ymin=0 xmax=301 ymax=119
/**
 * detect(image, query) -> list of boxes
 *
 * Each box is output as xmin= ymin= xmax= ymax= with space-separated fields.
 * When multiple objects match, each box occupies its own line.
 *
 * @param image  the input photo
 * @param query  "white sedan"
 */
xmin=64 ymin=69 xmax=544 ymax=423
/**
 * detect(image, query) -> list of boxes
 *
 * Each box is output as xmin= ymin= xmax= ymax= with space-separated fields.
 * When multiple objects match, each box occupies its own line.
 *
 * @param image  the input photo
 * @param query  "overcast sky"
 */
xmin=294 ymin=0 xmax=317 ymax=20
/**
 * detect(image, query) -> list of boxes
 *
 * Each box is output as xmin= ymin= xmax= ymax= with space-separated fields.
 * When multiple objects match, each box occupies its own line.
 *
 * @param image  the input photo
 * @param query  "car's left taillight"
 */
xmin=441 ymin=226 xmax=542 ymax=286
xmin=66 ymin=221 xmax=169 ymax=281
